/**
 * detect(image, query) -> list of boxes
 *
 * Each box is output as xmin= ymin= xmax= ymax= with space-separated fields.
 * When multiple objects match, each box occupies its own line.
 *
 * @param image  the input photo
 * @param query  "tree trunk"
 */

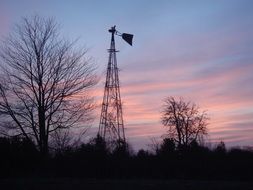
xmin=38 ymin=106 xmax=48 ymax=156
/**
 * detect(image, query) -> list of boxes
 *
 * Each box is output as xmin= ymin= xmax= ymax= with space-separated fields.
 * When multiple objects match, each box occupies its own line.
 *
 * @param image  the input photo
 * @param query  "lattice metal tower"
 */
xmin=98 ymin=26 xmax=133 ymax=144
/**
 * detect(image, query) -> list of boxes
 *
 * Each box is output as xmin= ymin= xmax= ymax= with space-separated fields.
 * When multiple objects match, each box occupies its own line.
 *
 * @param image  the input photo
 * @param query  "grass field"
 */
xmin=0 ymin=178 xmax=253 ymax=190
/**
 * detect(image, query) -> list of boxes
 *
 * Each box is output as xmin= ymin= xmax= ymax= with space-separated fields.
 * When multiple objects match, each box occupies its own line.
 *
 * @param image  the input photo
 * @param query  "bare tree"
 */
xmin=161 ymin=97 xmax=208 ymax=147
xmin=0 ymin=16 xmax=97 ymax=156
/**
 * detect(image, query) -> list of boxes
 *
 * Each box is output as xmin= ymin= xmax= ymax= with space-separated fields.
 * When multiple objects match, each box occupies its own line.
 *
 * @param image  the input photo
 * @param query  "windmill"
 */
xmin=98 ymin=26 xmax=133 ymax=146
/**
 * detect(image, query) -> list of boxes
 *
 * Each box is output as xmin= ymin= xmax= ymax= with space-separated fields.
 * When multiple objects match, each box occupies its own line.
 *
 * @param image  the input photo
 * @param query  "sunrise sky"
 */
xmin=1 ymin=0 xmax=253 ymax=150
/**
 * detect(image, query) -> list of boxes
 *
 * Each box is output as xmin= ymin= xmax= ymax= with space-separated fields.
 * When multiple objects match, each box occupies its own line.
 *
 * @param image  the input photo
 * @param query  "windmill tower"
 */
xmin=98 ymin=26 xmax=133 ymax=146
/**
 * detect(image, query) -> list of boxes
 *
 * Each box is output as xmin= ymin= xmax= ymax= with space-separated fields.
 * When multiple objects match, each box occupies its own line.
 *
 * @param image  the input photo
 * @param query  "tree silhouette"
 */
xmin=161 ymin=97 xmax=209 ymax=147
xmin=158 ymin=138 xmax=176 ymax=155
xmin=0 ymin=15 xmax=97 ymax=156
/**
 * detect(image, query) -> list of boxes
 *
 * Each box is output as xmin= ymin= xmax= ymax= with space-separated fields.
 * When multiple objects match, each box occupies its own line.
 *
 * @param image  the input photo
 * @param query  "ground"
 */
xmin=1 ymin=178 xmax=253 ymax=190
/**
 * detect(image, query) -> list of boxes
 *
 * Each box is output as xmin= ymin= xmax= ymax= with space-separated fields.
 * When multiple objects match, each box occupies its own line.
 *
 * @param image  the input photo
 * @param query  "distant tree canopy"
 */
xmin=161 ymin=97 xmax=209 ymax=147
xmin=1 ymin=135 xmax=253 ymax=180
xmin=0 ymin=15 xmax=97 ymax=155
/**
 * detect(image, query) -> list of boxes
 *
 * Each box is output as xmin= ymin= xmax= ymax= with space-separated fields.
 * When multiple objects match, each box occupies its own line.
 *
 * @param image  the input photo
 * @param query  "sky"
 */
xmin=1 ymin=0 xmax=253 ymax=150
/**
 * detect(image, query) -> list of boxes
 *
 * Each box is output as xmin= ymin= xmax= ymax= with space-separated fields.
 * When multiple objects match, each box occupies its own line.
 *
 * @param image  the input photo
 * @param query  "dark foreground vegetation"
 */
xmin=0 ymin=136 xmax=252 ymax=181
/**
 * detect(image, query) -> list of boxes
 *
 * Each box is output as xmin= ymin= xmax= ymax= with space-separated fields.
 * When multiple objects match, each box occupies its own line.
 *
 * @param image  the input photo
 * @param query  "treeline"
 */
xmin=0 ymin=136 xmax=252 ymax=180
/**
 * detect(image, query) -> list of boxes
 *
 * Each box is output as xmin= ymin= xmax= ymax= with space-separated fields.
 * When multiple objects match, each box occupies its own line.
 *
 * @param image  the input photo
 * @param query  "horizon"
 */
xmin=1 ymin=0 xmax=253 ymax=150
